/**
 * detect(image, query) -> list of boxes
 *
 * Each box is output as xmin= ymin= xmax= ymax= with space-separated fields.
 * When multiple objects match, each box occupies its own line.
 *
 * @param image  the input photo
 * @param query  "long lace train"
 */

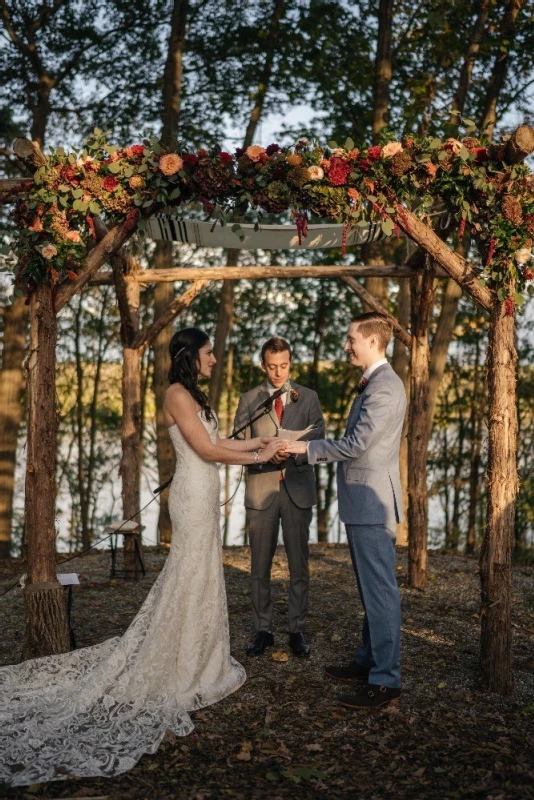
xmin=0 ymin=412 xmax=246 ymax=786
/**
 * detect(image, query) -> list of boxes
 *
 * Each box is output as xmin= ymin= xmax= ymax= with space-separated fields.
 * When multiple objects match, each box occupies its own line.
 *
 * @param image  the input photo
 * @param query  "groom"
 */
xmin=284 ymin=312 xmax=406 ymax=708
xmin=234 ymin=337 xmax=325 ymax=658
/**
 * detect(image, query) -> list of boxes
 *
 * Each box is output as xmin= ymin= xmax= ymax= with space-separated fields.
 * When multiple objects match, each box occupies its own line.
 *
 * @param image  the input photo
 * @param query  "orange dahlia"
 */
xmin=159 ymin=154 xmax=184 ymax=176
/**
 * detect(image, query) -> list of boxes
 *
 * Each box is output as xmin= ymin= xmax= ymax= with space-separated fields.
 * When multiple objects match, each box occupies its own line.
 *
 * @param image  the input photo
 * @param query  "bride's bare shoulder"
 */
xmin=165 ymin=384 xmax=197 ymax=413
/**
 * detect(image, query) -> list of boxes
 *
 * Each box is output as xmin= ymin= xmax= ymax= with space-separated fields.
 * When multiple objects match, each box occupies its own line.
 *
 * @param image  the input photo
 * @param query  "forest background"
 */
xmin=1 ymin=0 xmax=533 ymax=559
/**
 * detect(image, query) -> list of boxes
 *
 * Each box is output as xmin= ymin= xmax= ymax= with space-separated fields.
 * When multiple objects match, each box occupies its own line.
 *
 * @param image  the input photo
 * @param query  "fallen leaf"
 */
xmin=271 ymin=650 xmax=290 ymax=662
xmin=330 ymin=634 xmax=342 ymax=643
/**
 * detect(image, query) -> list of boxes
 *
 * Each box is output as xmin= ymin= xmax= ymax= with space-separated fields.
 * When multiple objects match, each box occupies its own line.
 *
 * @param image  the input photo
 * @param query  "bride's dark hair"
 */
xmin=168 ymin=327 xmax=214 ymax=422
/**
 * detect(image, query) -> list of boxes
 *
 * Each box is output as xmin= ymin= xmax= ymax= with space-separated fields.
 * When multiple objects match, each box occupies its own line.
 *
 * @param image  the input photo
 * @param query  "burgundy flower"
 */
xmin=103 ymin=176 xmax=119 ymax=192
xmin=219 ymin=152 xmax=233 ymax=163
xmin=183 ymin=153 xmax=198 ymax=166
xmin=367 ymin=145 xmax=382 ymax=162
xmin=328 ymin=156 xmax=352 ymax=186
xmin=358 ymin=159 xmax=371 ymax=172
xmin=266 ymin=143 xmax=281 ymax=156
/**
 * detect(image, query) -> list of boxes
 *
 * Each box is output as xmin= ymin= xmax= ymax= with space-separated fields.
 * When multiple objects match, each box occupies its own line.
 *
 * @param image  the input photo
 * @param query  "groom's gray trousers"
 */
xmin=346 ymin=523 xmax=401 ymax=688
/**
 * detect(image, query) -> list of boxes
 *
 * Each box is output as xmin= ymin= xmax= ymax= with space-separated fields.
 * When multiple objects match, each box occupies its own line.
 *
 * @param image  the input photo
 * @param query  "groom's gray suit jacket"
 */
xmin=307 ymin=363 xmax=406 ymax=526
xmin=234 ymin=380 xmax=325 ymax=510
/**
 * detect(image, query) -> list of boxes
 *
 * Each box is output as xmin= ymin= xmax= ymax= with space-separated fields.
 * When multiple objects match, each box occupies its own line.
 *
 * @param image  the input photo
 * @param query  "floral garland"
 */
xmin=9 ymin=128 xmax=534 ymax=308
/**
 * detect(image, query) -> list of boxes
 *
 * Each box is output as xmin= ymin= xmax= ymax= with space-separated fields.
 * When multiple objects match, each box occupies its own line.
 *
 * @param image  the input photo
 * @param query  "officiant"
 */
xmin=233 ymin=337 xmax=325 ymax=658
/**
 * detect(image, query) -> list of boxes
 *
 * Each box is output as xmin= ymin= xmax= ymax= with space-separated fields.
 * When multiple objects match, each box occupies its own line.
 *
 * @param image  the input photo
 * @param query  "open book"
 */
xmin=276 ymin=425 xmax=315 ymax=442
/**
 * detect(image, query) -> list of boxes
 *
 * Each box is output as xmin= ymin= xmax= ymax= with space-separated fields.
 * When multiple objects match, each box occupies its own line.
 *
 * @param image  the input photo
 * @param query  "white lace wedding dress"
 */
xmin=0 ymin=411 xmax=246 ymax=787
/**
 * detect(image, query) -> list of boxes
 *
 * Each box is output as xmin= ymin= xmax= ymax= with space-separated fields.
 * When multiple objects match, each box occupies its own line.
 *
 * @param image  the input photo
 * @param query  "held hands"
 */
xmin=280 ymin=440 xmax=308 ymax=455
xmin=257 ymin=438 xmax=286 ymax=463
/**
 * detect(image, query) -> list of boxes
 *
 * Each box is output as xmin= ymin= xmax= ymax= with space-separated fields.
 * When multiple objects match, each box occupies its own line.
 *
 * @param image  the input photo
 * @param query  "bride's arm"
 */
xmin=215 ymin=435 xmax=276 ymax=452
xmin=165 ymin=389 xmax=282 ymax=465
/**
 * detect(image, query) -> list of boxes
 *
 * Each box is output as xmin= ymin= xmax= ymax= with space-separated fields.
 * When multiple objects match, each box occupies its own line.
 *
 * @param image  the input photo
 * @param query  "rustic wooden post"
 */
xmin=407 ymin=265 xmax=435 ymax=590
xmin=479 ymin=299 xmax=518 ymax=695
xmin=22 ymin=284 xmax=70 ymax=659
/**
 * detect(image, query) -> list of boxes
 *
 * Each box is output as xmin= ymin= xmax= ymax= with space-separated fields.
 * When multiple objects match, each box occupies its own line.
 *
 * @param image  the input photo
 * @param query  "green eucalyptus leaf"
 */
xmin=344 ymin=137 xmax=355 ymax=151
xmin=107 ymin=161 xmax=122 ymax=174
xmin=381 ymin=219 xmax=394 ymax=236
xmin=89 ymin=201 xmax=101 ymax=214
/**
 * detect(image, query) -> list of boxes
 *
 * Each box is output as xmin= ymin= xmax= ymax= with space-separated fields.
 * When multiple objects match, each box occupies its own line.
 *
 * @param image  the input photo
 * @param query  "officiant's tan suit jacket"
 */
xmin=233 ymin=380 xmax=325 ymax=510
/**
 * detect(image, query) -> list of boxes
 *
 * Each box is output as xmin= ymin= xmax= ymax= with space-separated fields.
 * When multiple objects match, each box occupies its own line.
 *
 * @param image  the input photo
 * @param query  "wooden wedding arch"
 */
xmin=2 ymin=126 xmax=534 ymax=696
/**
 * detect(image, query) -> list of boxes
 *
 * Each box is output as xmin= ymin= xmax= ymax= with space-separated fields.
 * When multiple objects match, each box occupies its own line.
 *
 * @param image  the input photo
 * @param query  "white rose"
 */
xmin=514 ymin=247 xmax=532 ymax=265
xmin=382 ymin=142 xmax=403 ymax=159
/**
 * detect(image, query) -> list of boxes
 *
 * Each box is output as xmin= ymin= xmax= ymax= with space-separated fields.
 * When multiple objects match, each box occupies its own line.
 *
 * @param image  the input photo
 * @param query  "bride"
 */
xmin=0 ymin=327 xmax=283 ymax=787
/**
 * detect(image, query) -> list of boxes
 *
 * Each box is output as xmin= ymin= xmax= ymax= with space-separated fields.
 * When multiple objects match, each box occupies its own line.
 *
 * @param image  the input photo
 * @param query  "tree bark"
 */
xmin=161 ymin=0 xmax=189 ymax=146
xmin=0 ymin=297 xmax=28 ymax=558
xmin=391 ymin=279 xmax=410 ymax=547
xmin=449 ymin=409 xmax=465 ymax=550
xmin=22 ymin=284 xmax=70 ymax=658
xmin=479 ymin=300 xmax=518 ymax=695
xmin=407 ymin=267 xmax=435 ymax=590
xmin=480 ymin=0 xmax=523 ymax=140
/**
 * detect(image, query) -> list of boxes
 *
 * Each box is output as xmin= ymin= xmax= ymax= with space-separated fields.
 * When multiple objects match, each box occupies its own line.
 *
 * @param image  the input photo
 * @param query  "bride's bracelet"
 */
xmin=253 ymin=450 xmax=260 ymax=464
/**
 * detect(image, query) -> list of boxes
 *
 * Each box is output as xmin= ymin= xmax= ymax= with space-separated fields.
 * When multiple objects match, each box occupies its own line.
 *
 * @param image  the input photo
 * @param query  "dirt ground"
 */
xmin=1 ymin=544 xmax=533 ymax=800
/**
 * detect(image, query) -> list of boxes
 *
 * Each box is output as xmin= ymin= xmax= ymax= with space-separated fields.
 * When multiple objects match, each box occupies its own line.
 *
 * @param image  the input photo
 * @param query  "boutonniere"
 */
xmin=356 ymin=377 xmax=369 ymax=396
xmin=289 ymin=388 xmax=300 ymax=404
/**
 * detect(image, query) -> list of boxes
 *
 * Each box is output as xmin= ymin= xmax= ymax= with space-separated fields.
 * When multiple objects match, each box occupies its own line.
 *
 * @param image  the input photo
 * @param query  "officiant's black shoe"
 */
xmin=247 ymin=631 xmax=274 ymax=656
xmin=289 ymin=632 xmax=310 ymax=657
xmin=339 ymin=684 xmax=401 ymax=709
xmin=324 ymin=661 xmax=370 ymax=682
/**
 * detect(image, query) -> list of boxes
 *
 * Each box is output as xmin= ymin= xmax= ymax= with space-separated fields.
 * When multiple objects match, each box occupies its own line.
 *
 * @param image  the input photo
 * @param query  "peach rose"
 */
xmin=514 ymin=247 xmax=532 ymax=265
xmin=28 ymin=218 xmax=43 ymax=232
xmin=66 ymin=230 xmax=81 ymax=244
xmin=445 ymin=138 xmax=462 ymax=155
xmin=159 ymin=153 xmax=184 ymax=176
xmin=307 ymin=165 xmax=324 ymax=181
xmin=286 ymin=153 xmax=302 ymax=166
xmin=40 ymin=244 xmax=57 ymax=260
xmin=245 ymin=145 xmax=266 ymax=162
xmin=426 ymin=162 xmax=437 ymax=176
xmin=382 ymin=141 xmax=403 ymax=159
xmin=129 ymin=175 xmax=146 ymax=190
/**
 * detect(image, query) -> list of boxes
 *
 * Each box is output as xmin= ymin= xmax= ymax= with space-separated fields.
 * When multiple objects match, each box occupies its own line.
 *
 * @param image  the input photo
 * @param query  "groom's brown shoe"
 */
xmin=247 ymin=631 xmax=274 ymax=656
xmin=339 ymin=684 xmax=401 ymax=709
xmin=324 ymin=661 xmax=370 ymax=682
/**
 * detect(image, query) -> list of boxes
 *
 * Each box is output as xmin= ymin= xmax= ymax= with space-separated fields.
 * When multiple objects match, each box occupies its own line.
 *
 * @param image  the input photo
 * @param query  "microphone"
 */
xmin=256 ymin=385 xmax=286 ymax=412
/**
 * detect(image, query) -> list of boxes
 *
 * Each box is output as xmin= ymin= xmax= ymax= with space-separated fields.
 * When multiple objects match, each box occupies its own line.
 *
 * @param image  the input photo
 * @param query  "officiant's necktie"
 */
xmin=274 ymin=395 xmax=284 ymax=425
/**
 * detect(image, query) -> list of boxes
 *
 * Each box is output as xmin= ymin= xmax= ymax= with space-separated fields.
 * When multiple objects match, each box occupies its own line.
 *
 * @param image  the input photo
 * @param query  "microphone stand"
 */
xmin=154 ymin=397 xmax=279 ymax=495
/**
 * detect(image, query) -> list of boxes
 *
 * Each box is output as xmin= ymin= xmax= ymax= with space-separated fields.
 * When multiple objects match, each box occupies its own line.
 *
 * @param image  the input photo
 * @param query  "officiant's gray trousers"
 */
xmin=346 ymin=523 xmax=401 ymax=689
xmin=247 ymin=482 xmax=312 ymax=634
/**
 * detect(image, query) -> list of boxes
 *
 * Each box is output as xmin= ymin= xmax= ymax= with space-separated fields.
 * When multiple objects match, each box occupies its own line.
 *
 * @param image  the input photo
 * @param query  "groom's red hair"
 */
xmin=351 ymin=312 xmax=392 ymax=352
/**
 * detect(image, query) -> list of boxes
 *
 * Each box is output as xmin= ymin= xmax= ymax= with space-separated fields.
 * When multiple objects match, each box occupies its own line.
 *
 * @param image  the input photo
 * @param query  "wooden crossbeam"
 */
xmin=89 ymin=264 xmax=447 ymax=285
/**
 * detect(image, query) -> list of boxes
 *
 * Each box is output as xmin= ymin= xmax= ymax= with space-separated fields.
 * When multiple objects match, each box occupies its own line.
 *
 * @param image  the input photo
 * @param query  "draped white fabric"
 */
xmin=0 ymin=412 xmax=246 ymax=787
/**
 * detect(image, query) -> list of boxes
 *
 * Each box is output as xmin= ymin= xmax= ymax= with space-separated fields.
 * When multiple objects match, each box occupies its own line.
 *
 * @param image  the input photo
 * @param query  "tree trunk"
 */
xmin=449 ymin=0 xmax=490 ymax=127
xmin=480 ymin=0 xmax=523 ymax=140
xmin=427 ymin=278 xmax=463 ymax=429
xmin=407 ymin=268 xmax=435 ymax=590
xmin=392 ymin=279 xmax=410 ymax=547
xmin=22 ymin=284 xmax=70 ymax=659
xmin=161 ymin=0 xmax=189 ymax=145
xmin=372 ymin=0 xmax=394 ymax=137
xmin=466 ymin=339 xmax=483 ymax=555
xmin=153 ymin=243 xmax=175 ymax=545
xmin=449 ymin=411 xmax=465 ymax=550
xmin=479 ymin=301 xmax=517 ymax=696
xmin=210 ymin=0 xmax=286 ymax=412
xmin=209 ymin=270 xmax=236 ymax=413
xmin=0 ymin=296 xmax=28 ymax=558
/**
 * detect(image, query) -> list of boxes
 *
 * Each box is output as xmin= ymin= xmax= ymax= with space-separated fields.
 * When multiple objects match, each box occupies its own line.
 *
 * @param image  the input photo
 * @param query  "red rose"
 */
xmin=219 ymin=152 xmax=233 ymax=163
xmin=183 ymin=154 xmax=198 ymax=166
xmin=60 ymin=165 xmax=79 ymax=186
xmin=328 ymin=156 xmax=352 ymax=186
xmin=130 ymin=145 xmax=145 ymax=156
xmin=523 ymin=268 xmax=534 ymax=281
xmin=103 ymin=176 xmax=119 ymax=192
xmin=471 ymin=146 xmax=488 ymax=163
xmin=367 ymin=145 xmax=382 ymax=162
